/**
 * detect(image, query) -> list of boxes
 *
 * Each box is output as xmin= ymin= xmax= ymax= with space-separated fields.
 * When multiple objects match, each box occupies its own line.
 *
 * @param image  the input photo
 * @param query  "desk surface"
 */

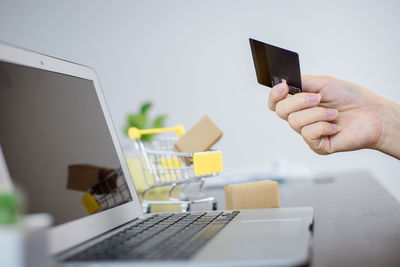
xmin=206 ymin=170 xmax=400 ymax=267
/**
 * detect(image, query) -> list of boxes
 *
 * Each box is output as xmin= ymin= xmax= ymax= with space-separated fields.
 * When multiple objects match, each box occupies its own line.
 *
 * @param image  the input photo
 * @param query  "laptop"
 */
xmin=0 ymin=42 xmax=313 ymax=266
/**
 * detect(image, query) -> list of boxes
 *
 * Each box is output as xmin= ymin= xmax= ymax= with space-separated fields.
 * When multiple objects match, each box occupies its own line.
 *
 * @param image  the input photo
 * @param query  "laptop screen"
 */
xmin=0 ymin=61 xmax=133 ymax=226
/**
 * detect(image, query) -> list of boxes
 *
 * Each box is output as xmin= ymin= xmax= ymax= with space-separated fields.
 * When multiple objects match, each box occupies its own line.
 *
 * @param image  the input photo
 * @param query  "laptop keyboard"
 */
xmin=65 ymin=210 xmax=240 ymax=261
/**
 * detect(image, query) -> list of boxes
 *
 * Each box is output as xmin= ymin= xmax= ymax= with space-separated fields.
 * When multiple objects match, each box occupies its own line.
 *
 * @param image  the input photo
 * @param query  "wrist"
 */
xmin=375 ymin=97 xmax=400 ymax=159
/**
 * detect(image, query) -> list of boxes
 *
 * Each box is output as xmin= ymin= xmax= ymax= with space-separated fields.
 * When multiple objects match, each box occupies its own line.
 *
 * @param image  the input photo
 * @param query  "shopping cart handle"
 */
xmin=128 ymin=125 xmax=186 ymax=140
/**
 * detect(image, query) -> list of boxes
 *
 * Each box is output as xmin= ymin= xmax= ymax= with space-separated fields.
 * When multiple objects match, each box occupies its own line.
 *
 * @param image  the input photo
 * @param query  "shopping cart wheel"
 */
xmin=181 ymin=203 xmax=191 ymax=212
xmin=211 ymin=201 xmax=218 ymax=210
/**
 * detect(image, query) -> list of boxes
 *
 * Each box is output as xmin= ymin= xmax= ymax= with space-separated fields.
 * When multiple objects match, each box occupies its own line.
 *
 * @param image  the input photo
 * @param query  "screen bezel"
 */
xmin=0 ymin=42 xmax=143 ymax=254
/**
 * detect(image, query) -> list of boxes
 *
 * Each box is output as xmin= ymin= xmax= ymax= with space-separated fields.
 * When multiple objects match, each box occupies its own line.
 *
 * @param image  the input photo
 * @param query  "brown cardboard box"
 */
xmin=174 ymin=115 xmax=223 ymax=153
xmin=67 ymin=164 xmax=117 ymax=193
xmin=224 ymin=180 xmax=280 ymax=210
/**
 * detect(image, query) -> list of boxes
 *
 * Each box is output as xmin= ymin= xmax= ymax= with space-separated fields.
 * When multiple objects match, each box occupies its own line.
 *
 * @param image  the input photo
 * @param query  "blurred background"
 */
xmin=1 ymin=0 xmax=399 ymax=200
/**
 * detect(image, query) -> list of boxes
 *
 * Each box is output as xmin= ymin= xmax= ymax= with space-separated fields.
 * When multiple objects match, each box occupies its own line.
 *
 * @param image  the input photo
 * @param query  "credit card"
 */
xmin=249 ymin=38 xmax=302 ymax=94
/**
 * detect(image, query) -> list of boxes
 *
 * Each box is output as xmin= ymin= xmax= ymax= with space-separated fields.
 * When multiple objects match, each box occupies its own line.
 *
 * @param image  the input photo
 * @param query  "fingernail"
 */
xmin=327 ymin=108 xmax=338 ymax=118
xmin=307 ymin=94 xmax=321 ymax=103
xmin=331 ymin=124 xmax=342 ymax=132
xmin=274 ymin=83 xmax=286 ymax=94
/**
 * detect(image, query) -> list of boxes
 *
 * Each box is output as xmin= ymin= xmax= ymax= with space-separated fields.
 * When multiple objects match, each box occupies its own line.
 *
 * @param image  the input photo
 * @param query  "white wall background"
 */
xmin=1 ymin=0 xmax=399 ymax=200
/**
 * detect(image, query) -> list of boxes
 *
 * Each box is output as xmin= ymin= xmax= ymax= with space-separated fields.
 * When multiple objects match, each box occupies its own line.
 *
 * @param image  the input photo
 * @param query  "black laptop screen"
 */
xmin=0 ymin=61 xmax=132 ymax=225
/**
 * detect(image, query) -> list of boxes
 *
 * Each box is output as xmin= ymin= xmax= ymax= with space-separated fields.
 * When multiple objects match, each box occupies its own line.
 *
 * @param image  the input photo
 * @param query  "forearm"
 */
xmin=376 ymin=98 xmax=400 ymax=160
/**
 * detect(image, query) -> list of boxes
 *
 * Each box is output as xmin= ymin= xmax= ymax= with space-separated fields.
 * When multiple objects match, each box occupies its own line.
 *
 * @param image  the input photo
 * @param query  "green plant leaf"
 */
xmin=123 ymin=102 xmax=167 ymax=141
xmin=152 ymin=115 xmax=167 ymax=129
xmin=127 ymin=113 xmax=147 ymax=129
xmin=141 ymin=134 xmax=153 ymax=142
xmin=140 ymin=102 xmax=152 ymax=115
xmin=123 ymin=113 xmax=147 ymax=136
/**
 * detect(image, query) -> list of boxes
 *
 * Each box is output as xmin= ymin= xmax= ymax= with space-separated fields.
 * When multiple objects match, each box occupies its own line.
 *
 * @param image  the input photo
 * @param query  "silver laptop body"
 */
xmin=0 ymin=42 xmax=313 ymax=266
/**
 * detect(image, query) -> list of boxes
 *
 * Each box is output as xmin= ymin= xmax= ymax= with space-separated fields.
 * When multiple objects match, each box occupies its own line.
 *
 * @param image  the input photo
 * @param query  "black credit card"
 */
xmin=249 ymin=38 xmax=302 ymax=94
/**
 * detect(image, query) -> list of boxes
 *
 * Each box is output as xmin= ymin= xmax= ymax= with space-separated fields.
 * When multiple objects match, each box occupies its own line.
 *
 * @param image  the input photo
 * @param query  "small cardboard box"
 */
xmin=174 ymin=115 xmax=223 ymax=153
xmin=67 ymin=164 xmax=117 ymax=193
xmin=224 ymin=180 xmax=280 ymax=210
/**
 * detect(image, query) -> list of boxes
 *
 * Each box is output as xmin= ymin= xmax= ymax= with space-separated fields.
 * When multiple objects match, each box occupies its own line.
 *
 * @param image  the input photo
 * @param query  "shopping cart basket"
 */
xmin=81 ymin=167 xmax=132 ymax=214
xmin=128 ymin=125 xmax=222 ymax=213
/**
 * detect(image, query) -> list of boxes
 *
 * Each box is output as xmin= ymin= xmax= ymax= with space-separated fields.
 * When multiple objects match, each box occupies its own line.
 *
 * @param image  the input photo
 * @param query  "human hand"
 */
xmin=268 ymin=75 xmax=400 ymax=159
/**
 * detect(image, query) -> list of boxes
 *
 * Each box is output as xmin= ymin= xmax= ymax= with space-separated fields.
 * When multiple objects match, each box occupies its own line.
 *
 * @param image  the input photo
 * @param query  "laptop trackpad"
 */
xmin=193 ymin=208 xmax=312 ymax=265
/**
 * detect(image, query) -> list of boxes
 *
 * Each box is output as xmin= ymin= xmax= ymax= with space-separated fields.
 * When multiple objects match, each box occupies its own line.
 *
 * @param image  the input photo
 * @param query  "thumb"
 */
xmin=302 ymin=75 xmax=331 ymax=93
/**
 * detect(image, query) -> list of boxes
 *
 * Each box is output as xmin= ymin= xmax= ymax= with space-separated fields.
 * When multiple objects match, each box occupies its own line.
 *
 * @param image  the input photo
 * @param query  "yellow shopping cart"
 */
xmin=81 ymin=168 xmax=132 ymax=214
xmin=128 ymin=125 xmax=222 ymax=213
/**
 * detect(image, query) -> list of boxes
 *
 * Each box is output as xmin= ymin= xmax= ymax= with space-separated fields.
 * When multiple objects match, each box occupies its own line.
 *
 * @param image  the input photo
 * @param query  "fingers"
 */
xmin=268 ymin=82 xmax=289 ymax=111
xmin=275 ymin=93 xmax=321 ymax=120
xmin=301 ymin=121 xmax=341 ymax=154
xmin=301 ymin=75 xmax=332 ymax=93
xmin=287 ymin=107 xmax=338 ymax=133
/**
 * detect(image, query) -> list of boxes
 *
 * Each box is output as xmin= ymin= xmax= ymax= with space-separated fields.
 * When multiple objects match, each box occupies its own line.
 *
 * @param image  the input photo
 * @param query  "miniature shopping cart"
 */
xmin=128 ymin=125 xmax=222 ymax=213
xmin=81 ymin=168 xmax=132 ymax=214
